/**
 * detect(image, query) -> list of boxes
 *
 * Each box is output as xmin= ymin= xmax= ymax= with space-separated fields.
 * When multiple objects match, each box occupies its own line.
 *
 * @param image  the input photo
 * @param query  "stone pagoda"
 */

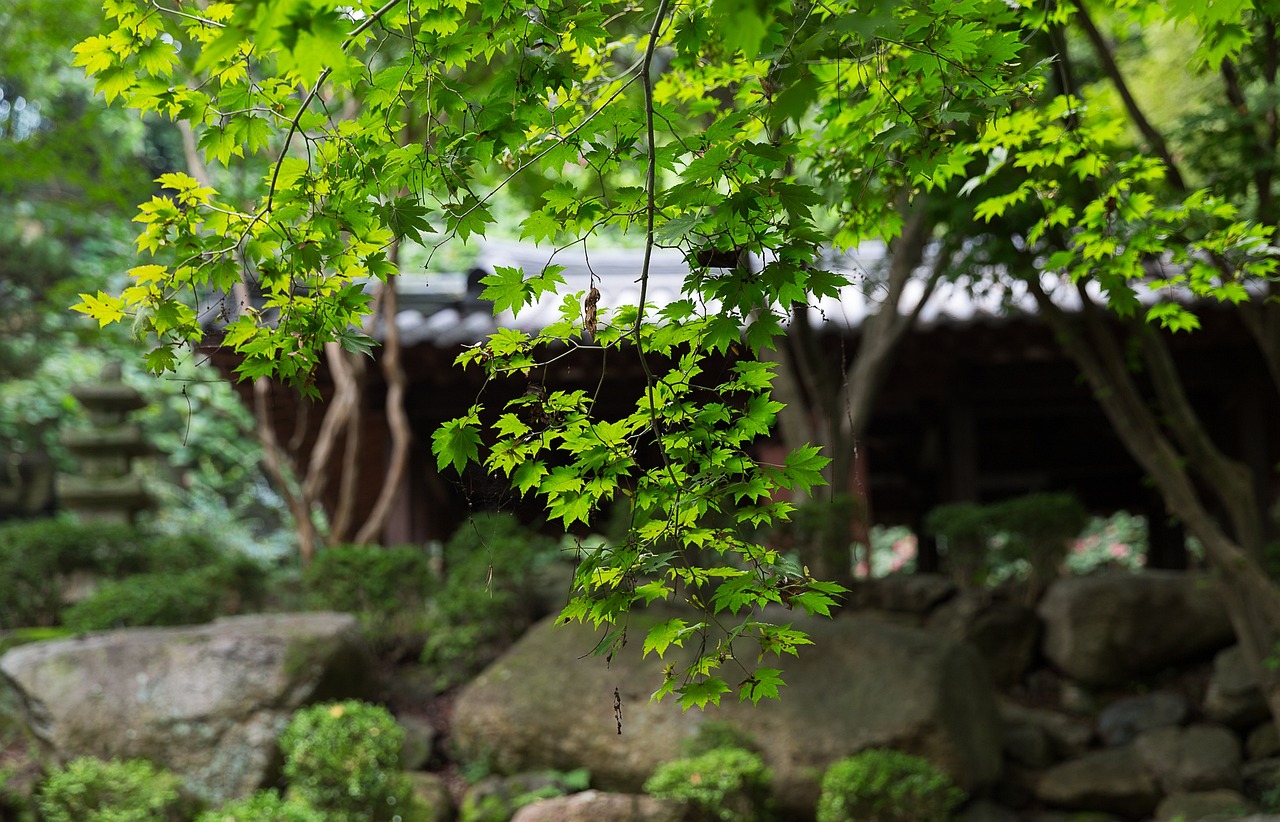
xmin=56 ymin=362 xmax=155 ymax=523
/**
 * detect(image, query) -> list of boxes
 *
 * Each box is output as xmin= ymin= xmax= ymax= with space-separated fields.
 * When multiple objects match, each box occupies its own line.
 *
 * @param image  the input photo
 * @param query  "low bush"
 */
xmin=459 ymin=769 xmax=591 ymax=822
xmin=304 ymin=543 xmax=434 ymax=614
xmin=925 ymin=503 xmax=994 ymax=588
xmin=644 ymin=746 xmax=773 ymax=821
xmin=0 ymin=519 xmax=139 ymax=628
xmin=989 ymin=492 xmax=1087 ymax=595
xmin=815 ymin=749 xmax=965 ymax=822
xmin=0 ymin=518 xmax=244 ymax=629
xmin=36 ymin=756 xmax=194 ymax=822
xmin=279 ymin=701 xmax=410 ymax=822
xmin=420 ymin=513 xmax=559 ymax=691
xmin=304 ymin=544 xmax=435 ymax=657
xmin=196 ymin=790 xmax=323 ymax=822
xmin=61 ymin=554 xmax=266 ymax=632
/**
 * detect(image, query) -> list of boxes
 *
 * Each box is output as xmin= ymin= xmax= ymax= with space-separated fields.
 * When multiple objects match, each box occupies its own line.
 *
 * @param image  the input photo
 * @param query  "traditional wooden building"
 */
xmin=225 ymin=240 xmax=1280 ymax=565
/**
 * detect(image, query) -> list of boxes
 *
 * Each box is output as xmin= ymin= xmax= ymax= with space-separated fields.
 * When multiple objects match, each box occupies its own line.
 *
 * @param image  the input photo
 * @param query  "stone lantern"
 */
xmin=56 ymin=362 xmax=155 ymax=523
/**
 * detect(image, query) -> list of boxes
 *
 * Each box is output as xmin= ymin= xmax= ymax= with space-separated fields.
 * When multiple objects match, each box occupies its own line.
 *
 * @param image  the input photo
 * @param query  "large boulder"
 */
xmin=1034 ymin=746 xmax=1161 ymax=818
xmin=1097 ymin=691 xmax=1188 ymax=747
xmin=453 ymin=610 xmax=1003 ymax=816
xmin=0 ymin=613 xmax=369 ymax=805
xmin=928 ymin=591 xmax=1040 ymax=687
xmin=511 ymin=791 xmax=683 ymax=822
xmin=1037 ymin=572 xmax=1234 ymax=685
xmin=1135 ymin=725 xmax=1243 ymax=794
xmin=1155 ymin=790 xmax=1256 ymax=822
xmin=1206 ymin=645 xmax=1270 ymax=729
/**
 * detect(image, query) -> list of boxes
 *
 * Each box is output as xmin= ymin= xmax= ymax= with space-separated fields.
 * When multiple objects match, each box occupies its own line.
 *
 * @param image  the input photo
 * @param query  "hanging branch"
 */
xmin=634 ymin=0 xmax=675 ymax=477
xmin=1071 ymin=0 xmax=1187 ymax=192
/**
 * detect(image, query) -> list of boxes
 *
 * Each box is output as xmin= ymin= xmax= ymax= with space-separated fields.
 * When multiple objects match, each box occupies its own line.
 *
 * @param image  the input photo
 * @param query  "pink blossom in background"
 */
xmin=854 ymin=561 xmax=870 ymax=579
xmin=892 ymin=537 xmax=916 ymax=558
xmin=1108 ymin=543 xmax=1130 ymax=559
xmin=1070 ymin=539 xmax=1087 ymax=555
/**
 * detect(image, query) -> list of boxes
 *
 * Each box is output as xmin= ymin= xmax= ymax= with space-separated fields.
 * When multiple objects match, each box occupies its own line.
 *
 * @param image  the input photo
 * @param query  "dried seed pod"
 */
xmin=583 ymin=286 xmax=601 ymax=340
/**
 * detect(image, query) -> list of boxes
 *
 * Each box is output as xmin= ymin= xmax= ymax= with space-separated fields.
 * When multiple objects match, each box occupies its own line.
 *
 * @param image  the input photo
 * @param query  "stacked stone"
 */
xmin=55 ymin=362 xmax=154 ymax=523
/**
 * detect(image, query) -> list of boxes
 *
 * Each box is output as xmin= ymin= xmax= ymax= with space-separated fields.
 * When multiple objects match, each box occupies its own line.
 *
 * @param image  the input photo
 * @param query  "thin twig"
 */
xmin=267 ymin=0 xmax=405 ymax=212
xmin=634 ymin=0 xmax=675 ymax=478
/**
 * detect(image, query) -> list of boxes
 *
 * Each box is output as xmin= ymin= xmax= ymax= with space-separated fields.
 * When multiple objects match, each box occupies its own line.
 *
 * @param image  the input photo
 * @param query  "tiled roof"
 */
xmin=381 ymin=239 xmax=1217 ymax=345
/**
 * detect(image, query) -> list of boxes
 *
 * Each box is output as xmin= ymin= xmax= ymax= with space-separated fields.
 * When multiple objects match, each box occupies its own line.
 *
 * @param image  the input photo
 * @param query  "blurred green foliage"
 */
xmin=303 ymin=544 xmax=435 ymax=658
xmin=420 ymin=513 xmax=560 ymax=692
xmin=36 ymin=756 xmax=193 ymax=822
xmin=0 ymin=518 xmax=258 ymax=629
xmin=279 ymin=701 xmax=410 ymax=822
xmin=195 ymin=790 xmax=322 ymax=822
xmin=816 ymin=749 xmax=965 ymax=822
xmin=644 ymin=746 xmax=773 ymax=822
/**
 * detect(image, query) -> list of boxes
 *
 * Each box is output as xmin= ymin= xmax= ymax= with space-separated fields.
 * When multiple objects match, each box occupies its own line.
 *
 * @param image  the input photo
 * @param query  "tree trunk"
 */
xmin=354 ymin=274 xmax=412 ymax=545
xmin=768 ymin=205 xmax=946 ymax=585
xmin=1029 ymin=277 xmax=1280 ymax=734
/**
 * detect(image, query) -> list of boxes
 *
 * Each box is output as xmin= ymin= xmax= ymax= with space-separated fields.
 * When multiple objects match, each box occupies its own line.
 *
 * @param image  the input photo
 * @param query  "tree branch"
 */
xmin=1140 ymin=327 xmax=1264 ymax=553
xmin=1071 ymin=0 xmax=1187 ymax=191
xmin=354 ymin=275 xmax=412 ymax=545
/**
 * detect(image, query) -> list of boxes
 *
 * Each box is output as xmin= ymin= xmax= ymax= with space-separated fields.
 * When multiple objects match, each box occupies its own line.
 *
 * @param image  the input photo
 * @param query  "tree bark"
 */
xmin=769 ymin=205 xmax=946 ymax=584
xmin=1028 ymin=276 xmax=1280 ymax=734
xmin=354 ymin=275 xmax=412 ymax=545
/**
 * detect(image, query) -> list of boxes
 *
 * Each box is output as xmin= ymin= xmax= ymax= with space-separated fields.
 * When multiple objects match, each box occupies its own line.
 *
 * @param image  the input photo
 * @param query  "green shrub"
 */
xmin=196 ymin=790 xmax=323 ymax=822
xmin=61 ymin=554 xmax=267 ymax=632
xmin=420 ymin=513 xmax=559 ymax=691
xmin=925 ymin=503 xmax=994 ymax=588
xmin=644 ymin=746 xmax=772 ymax=821
xmin=304 ymin=544 xmax=435 ymax=657
xmin=0 ymin=518 xmax=243 ymax=629
xmin=989 ymin=492 xmax=1087 ymax=594
xmin=304 ymin=543 xmax=434 ymax=614
xmin=0 ymin=519 xmax=140 ymax=628
xmin=279 ymin=701 xmax=410 ymax=822
xmin=815 ymin=749 xmax=965 ymax=822
xmin=679 ymin=720 xmax=759 ymax=758
xmin=36 ymin=756 xmax=193 ymax=822
xmin=136 ymin=532 xmax=224 ymax=574
xmin=459 ymin=769 xmax=591 ymax=822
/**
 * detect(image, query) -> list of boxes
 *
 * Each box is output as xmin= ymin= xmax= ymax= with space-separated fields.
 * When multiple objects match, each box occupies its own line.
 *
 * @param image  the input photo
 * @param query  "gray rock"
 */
xmin=1003 ymin=718 xmax=1054 ymax=769
xmin=1155 ymin=789 xmax=1256 ymax=822
xmin=1097 ymin=691 xmax=1188 ymax=747
xmin=1207 ymin=646 xmax=1271 ymax=730
xmin=1000 ymin=701 xmax=1093 ymax=760
xmin=453 ymin=611 xmax=1003 ymax=816
xmin=462 ymin=773 xmax=582 ymax=822
xmin=406 ymin=772 xmax=455 ymax=822
xmin=1250 ymin=723 xmax=1280 ymax=761
xmin=854 ymin=574 xmax=956 ymax=614
xmin=1242 ymin=758 xmax=1280 ymax=806
xmin=956 ymin=798 xmax=1020 ymax=822
xmin=1060 ymin=681 xmax=1100 ymax=715
xmin=1034 ymin=746 xmax=1161 ymax=818
xmin=928 ymin=591 xmax=1040 ymax=687
xmin=399 ymin=715 xmax=438 ymax=772
xmin=1037 ymin=572 xmax=1234 ymax=685
xmin=1136 ymin=725 xmax=1243 ymax=794
xmin=0 ymin=613 xmax=369 ymax=805
xmin=511 ymin=790 xmax=684 ymax=822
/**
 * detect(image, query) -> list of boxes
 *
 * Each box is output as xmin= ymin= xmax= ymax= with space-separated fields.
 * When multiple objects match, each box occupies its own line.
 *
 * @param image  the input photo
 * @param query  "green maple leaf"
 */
xmin=642 ymin=618 xmax=691 ymax=659
xmin=432 ymin=411 xmax=482 ymax=474
xmin=738 ymin=668 xmax=784 ymax=704
xmin=678 ymin=677 xmax=732 ymax=710
xmin=480 ymin=266 xmax=529 ymax=315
